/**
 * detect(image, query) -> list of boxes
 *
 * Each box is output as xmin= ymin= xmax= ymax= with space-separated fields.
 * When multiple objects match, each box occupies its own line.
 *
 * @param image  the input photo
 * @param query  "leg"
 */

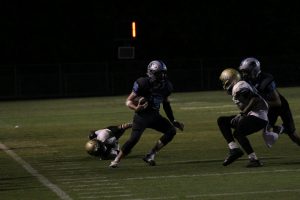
xmin=217 ymin=115 xmax=236 ymax=143
xmin=143 ymin=115 xmax=176 ymax=166
xmin=234 ymin=115 xmax=267 ymax=154
xmin=109 ymin=114 xmax=146 ymax=168
xmin=217 ymin=115 xmax=244 ymax=166
xmin=279 ymin=96 xmax=300 ymax=145
xmin=233 ymin=116 xmax=267 ymax=167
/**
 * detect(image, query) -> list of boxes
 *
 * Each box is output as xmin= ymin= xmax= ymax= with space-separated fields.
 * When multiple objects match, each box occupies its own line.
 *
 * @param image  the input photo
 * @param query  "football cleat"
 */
xmin=223 ymin=148 xmax=244 ymax=166
xmin=262 ymin=130 xmax=279 ymax=148
xmin=109 ymin=160 xmax=120 ymax=168
xmin=246 ymin=159 xmax=263 ymax=168
xmin=143 ymin=153 xmax=156 ymax=166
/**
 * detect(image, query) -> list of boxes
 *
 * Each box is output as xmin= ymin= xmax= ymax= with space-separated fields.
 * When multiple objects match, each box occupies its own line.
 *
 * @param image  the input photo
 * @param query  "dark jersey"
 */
xmin=250 ymin=72 xmax=296 ymax=134
xmin=132 ymin=77 xmax=173 ymax=111
xmin=251 ymin=72 xmax=277 ymax=101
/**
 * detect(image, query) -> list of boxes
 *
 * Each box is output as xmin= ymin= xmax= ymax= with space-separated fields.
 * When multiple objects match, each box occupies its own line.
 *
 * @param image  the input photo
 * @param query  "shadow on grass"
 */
xmin=171 ymin=156 xmax=284 ymax=165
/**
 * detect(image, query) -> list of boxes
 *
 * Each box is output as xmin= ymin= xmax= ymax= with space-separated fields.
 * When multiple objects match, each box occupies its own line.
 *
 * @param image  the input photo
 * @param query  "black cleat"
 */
xmin=246 ymin=159 xmax=263 ymax=168
xmin=223 ymin=148 xmax=244 ymax=166
xmin=143 ymin=154 xmax=156 ymax=166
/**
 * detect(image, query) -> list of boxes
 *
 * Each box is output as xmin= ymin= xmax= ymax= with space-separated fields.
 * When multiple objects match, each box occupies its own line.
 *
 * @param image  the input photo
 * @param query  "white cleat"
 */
xmin=263 ymin=131 xmax=279 ymax=148
xmin=109 ymin=160 xmax=119 ymax=168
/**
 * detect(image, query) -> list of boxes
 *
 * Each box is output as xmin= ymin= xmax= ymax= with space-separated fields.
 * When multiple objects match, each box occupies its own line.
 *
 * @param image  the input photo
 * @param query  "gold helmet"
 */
xmin=85 ymin=139 xmax=106 ymax=156
xmin=219 ymin=68 xmax=241 ymax=91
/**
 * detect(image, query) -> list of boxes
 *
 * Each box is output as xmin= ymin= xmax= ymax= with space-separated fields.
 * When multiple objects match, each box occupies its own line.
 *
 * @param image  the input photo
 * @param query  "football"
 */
xmin=133 ymin=96 xmax=147 ymax=105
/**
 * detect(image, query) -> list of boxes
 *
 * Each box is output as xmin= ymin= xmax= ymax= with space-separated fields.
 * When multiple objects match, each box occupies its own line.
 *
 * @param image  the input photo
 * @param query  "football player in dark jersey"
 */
xmin=109 ymin=60 xmax=184 ymax=168
xmin=218 ymin=68 xmax=268 ymax=167
xmin=239 ymin=57 xmax=300 ymax=146
xmin=85 ymin=123 xmax=132 ymax=160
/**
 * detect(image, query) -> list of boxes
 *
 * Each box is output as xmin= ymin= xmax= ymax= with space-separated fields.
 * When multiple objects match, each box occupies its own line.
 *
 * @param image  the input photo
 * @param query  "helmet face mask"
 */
xmin=219 ymin=68 xmax=241 ymax=94
xmin=239 ymin=57 xmax=261 ymax=81
xmin=85 ymin=139 xmax=107 ymax=157
xmin=147 ymin=60 xmax=168 ymax=82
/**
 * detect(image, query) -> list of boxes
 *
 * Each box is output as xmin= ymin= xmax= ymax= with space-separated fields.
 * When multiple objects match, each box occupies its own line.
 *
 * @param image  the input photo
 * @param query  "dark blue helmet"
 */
xmin=239 ymin=57 xmax=261 ymax=80
xmin=147 ymin=60 xmax=167 ymax=81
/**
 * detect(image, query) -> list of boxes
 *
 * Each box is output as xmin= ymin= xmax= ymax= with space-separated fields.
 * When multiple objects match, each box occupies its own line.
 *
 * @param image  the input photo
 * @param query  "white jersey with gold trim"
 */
xmin=232 ymin=80 xmax=268 ymax=121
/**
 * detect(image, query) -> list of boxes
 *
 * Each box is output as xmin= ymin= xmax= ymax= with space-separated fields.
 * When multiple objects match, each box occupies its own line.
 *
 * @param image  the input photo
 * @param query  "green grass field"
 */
xmin=1 ymin=87 xmax=300 ymax=200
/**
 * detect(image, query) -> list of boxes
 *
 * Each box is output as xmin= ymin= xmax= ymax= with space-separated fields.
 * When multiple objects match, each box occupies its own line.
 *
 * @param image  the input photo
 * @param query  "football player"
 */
xmin=85 ymin=123 xmax=132 ymax=160
xmin=239 ymin=57 xmax=300 ymax=146
xmin=218 ymin=68 xmax=268 ymax=167
xmin=109 ymin=60 xmax=184 ymax=168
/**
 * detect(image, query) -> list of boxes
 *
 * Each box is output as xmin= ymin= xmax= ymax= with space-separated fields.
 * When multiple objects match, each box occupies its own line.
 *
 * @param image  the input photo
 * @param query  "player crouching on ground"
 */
xmin=85 ymin=123 xmax=132 ymax=160
xmin=217 ymin=68 xmax=269 ymax=167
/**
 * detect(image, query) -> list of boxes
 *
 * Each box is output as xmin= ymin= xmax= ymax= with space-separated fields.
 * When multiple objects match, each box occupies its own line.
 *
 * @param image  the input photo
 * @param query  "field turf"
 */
xmin=1 ymin=87 xmax=300 ymax=200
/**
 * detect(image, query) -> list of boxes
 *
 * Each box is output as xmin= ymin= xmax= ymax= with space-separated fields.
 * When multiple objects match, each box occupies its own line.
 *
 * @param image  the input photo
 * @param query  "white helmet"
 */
xmin=147 ymin=60 xmax=167 ymax=81
xmin=239 ymin=57 xmax=261 ymax=80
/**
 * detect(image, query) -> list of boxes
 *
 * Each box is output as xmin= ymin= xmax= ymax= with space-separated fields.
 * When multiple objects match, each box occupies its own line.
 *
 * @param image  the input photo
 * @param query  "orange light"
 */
xmin=132 ymin=21 xmax=136 ymax=38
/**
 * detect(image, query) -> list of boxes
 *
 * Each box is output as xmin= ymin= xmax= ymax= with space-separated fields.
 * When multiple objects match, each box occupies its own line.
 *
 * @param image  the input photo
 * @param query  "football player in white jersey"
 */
xmin=217 ymin=68 xmax=270 ymax=167
xmin=85 ymin=123 xmax=132 ymax=160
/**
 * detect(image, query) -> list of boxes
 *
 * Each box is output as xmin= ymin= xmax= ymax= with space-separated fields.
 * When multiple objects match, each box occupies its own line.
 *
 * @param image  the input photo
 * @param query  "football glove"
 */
xmin=172 ymin=120 xmax=184 ymax=131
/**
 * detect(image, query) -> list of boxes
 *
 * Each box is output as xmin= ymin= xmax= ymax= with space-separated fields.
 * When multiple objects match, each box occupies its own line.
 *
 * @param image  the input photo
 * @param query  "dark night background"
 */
xmin=2 ymin=0 xmax=300 ymax=99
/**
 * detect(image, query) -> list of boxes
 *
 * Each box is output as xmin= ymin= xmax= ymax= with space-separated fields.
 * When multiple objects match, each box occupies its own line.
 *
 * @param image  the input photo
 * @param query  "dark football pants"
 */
xmin=217 ymin=115 xmax=268 ymax=154
xmin=121 ymin=110 xmax=176 ymax=155
xmin=268 ymin=94 xmax=296 ymax=134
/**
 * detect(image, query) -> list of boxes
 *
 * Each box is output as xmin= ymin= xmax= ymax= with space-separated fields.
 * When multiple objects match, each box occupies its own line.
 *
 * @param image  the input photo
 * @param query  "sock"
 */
xmin=248 ymin=152 xmax=258 ymax=160
xmin=148 ymin=152 xmax=155 ymax=160
xmin=150 ymin=140 xmax=164 ymax=154
xmin=228 ymin=141 xmax=239 ymax=149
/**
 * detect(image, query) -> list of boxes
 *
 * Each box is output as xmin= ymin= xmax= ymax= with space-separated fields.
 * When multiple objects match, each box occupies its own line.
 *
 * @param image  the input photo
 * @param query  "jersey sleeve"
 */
xmin=166 ymin=81 xmax=173 ymax=97
xmin=132 ymin=77 xmax=148 ymax=96
xmin=257 ymin=73 xmax=276 ymax=94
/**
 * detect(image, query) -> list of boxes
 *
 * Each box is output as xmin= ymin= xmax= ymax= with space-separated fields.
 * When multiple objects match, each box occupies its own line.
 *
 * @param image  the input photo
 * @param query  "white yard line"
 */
xmin=180 ymin=105 xmax=235 ymax=110
xmin=70 ymin=182 xmax=119 ymax=188
xmin=58 ymin=176 xmax=107 ymax=181
xmin=186 ymin=188 xmax=300 ymax=198
xmin=127 ymin=197 xmax=177 ymax=200
xmin=0 ymin=142 xmax=73 ymax=200
xmin=125 ymin=189 xmax=300 ymax=200
xmin=123 ymin=169 xmax=300 ymax=181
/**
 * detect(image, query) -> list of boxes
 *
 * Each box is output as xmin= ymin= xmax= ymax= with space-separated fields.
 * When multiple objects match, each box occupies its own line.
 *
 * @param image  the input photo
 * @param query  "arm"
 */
xmin=257 ymin=76 xmax=281 ymax=107
xmin=240 ymin=96 xmax=259 ymax=115
xmin=163 ymin=97 xmax=184 ymax=131
xmin=125 ymin=91 xmax=148 ymax=112
xmin=266 ymin=90 xmax=281 ymax=107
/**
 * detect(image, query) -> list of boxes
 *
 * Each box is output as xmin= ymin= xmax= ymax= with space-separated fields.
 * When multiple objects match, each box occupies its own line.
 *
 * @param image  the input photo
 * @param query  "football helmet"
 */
xmin=219 ymin=68 xmax=241 ymax=92
xmin=85 ymin=139 xmax=107 ymax=157
xmin=147 ymin=60 xmax=167 ymax=81
xmin=239 ymin=57 xmax=261 ymax=80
